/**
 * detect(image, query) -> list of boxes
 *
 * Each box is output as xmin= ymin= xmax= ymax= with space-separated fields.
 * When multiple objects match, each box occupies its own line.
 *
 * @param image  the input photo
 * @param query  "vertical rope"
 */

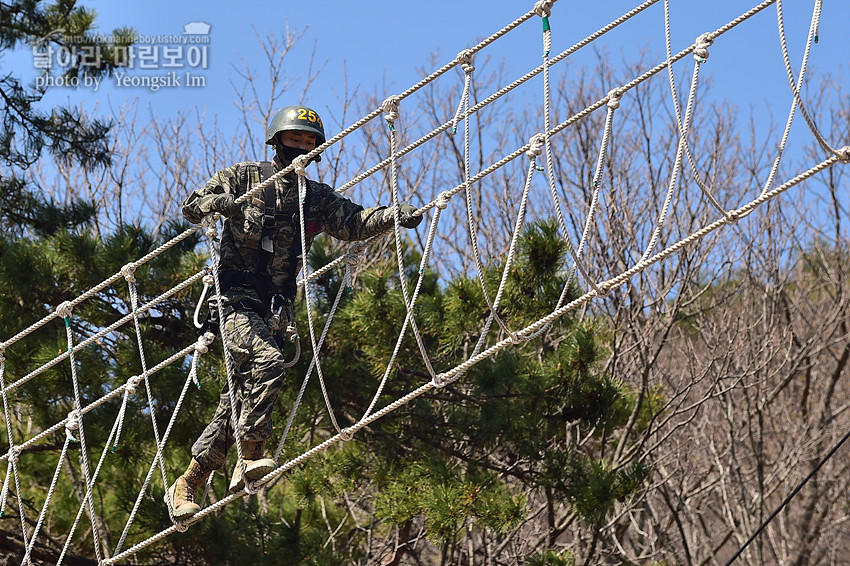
xmin=21 ymin=431 xmax=72 ymax=565
xmin=460 ymin=65 xmax=514 ymax=338
xmin=293 ymin=157 xmax=350 ymax=440
xmin=544 ymin=88 xmax=620 ymax=327
xmin=122 ymin=264 xmax=173 ymax=514
xmin=58 ymin=398 xmax=129 ymax=564
xmin=762 ymin=0 xmax=829 ymax=196
xmin=118 ymin=334 xmax=213 ymax=550
xmin=0 ymin=344 xmax=30 ymax=551
xmin=641 ymin=0 xmax=706 ymax=263
xmin=55 ymin=302 xmax=104 ymax=564
xmin=362 ymin=192 xmax=447 ymax=413
xmin=273 ymin=248 xmax=359 ymax=462
xmin=383 ymin=96 xmax=439 ymax=383
xmin=487 ymin=145 xmax=540 ymax=340
xmin=538 ymin=7 xmax=608 ymax=322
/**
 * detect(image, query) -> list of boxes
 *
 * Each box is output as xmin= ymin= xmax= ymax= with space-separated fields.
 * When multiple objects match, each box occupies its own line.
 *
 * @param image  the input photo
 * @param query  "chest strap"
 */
xmin=259 ymin=160 xmax=276 ymax=254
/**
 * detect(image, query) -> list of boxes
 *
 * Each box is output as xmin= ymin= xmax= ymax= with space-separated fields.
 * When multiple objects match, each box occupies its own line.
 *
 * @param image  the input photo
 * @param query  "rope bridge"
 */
xmin=0 ymin=0 xmax=846 ymax=563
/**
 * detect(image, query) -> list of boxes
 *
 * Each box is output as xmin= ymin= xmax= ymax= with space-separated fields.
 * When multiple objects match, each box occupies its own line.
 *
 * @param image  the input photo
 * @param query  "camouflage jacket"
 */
xmin=183 ymin=157 xmax=394 ymax=303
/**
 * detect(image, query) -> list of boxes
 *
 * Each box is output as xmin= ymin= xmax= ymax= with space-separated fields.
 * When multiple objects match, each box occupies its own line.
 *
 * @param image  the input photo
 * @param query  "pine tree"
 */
xmin=0 ymin=219 xmax=206 ymax=562
xmin=259 ymin=220 xmax=654 ymax=564
xmin=0 ymin=0 xmax=133 ymax=234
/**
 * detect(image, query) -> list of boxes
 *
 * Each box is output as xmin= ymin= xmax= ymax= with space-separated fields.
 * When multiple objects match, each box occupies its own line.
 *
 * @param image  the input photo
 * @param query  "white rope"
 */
xmin=0 ymin=344 xmax=27 ymax=547
xmin=123 ymin=261 xmax=174 ymax=530
xmin=385 ymin=96 xmax=439 ymax=384
xmin=529 ymin=8 xmax=604 ymax=344
xmin=362 ymin=180 xmax=445 ymax=416
xmin=56 ymin=303 xmax=105 ymax=565
xmin=201 ymin=217 xmax=251 ymax=491
xmin=460 ymin=47 xmax=515 ymax=339
xmin=21 ymin=433 xmax=71 ymax=565
xmin=451 ymin=50 xmax=475 ymax=136
xmin=759 ymin=0 xmax=827 ymax=198
xmin=775 ymin=0 xmax=839 ymax=158
xmin=273 ymin=256 xmax=352 ymax=463
xmin=112 ymin=374 xmax=142 ymax=451
xmin=487 ymin=138 xmax=541 ymax=344
xmin=640 ymin=0 xmax=707 ymax=263
xmin=58 ymin=396 xmax=134 ymax=565
xmin=294 ymin=159 xmax=350 ymax=442
xmin=533 ymin=0 xmax=557 ymax=18
xmin=118 ymin=332 xmax=214 ymax=550
xmin=664 ymin=23 xmax=733 ymax=220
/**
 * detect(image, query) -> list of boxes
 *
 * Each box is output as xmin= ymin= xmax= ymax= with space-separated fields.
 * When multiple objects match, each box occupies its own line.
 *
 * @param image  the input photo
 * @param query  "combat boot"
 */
xmin=166 ymin=458 xmax=212 ymax=520
xmin=229 ymin=439 xmax=276 ymax=493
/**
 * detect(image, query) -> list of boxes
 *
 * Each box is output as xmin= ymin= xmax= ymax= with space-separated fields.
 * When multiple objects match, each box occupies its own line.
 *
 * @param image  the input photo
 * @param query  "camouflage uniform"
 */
xmin=182 ymin=156 xmax=397 ymax=471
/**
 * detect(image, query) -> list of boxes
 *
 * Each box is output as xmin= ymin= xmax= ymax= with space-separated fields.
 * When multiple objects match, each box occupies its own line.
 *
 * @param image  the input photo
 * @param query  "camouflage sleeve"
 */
xmin=315 ymin=183 xmax=394 ymax=241
xmin=181 ymin=164 xmax=243 ymax=224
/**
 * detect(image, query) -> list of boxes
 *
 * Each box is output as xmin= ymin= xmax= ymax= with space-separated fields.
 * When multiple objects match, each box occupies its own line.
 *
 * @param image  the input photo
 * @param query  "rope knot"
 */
xmin=291 ymin=155 xmax=309 ymax=177
xmin=533 ymin=0 xmax=557 ymax=17
xmin=202 ymin=273 xmax=214 ymax=286
xmin=607 ymin=88 xmax=623 ymax=109
xmin=56 ymin=301 xmax=73 ymax=319
xmin=381 ymin=95 xmax=401 ymax=125
xmin=286 ymin=323 xmax=299 ymax=344
xmin=431 ymin=373 xmax=448 ymax=389
xmin=339 ymin=427 xmax=354 ymax=442
xmin=120 ymin=263 xmax=137 ymax=283
xmin=345 ymin=242 xmax=365 ymax=268
xmin=435 ymin=191 xmax=450 ymax=210
xmin=66 ymin=410 xmax=80 ymax=438
xmin=455 ymin=49 xmax=475 ymax=73
xmin=125 ymin=375 xmax=142 ymax=396
xmin=837 ymin=146 xmax=850 ymax=163
xmin=693 ymin=32 xmax=713 ymax=62
xmin=595 ymin=281 xmax=613 ymax=298
xmin=0 ymin=343 xmax=5 ymax=363
xmin=201 ymin=216 xmax=219 ymax=239
xmin=194 ymin=332 xmax=215 ymax=355
xmin=526 ymin=133 xmax=546 ymax=159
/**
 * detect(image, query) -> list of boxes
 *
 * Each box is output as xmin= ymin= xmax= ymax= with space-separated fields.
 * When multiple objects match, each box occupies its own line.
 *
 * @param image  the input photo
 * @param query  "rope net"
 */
xmin=1 ymin=0 xmax=847 ymax=563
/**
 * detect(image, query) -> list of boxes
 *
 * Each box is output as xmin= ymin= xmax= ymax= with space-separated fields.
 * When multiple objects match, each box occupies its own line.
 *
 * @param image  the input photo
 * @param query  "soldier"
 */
xmin=168 ymin=105 xmax=422 ymax=520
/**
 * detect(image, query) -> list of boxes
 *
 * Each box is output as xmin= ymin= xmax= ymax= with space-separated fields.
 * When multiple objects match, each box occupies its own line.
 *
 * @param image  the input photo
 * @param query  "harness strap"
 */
xmin=198 ymin=299 xmax=268 ymax=337
xmin=260 ymin=162 xmax=276 ymax=254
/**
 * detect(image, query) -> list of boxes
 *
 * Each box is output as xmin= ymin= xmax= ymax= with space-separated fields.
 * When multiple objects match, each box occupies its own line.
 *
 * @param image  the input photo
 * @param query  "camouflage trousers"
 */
xmin=191 ymin=307 xmax=287 ymax=471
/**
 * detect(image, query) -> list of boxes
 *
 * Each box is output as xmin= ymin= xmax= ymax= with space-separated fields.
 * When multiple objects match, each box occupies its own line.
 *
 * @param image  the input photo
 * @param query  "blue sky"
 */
xmin=12 ymin=0 xmax=847 ymax=161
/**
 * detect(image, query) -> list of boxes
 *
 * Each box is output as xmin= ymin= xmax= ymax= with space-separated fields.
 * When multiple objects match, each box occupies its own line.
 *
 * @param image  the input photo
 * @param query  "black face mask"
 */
xmin=276 ymin=145 xmax=310 ymax=164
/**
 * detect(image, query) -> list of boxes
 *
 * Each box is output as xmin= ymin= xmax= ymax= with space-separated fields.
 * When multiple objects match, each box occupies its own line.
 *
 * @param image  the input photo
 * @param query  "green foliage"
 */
xmin=0 ymin=217 xmax=653 ymax=563
xmin=375 ymin=460 xmax=525 ymax=541
xmin=304 ymin=218 xmax=651 ymax=553
xmin=0 ymin=219 xmax=205 ymax=561
xmin=542 ymin=453 xmax=651 ymax=527
xmin=528 ymin=550 xmax=575 ymax=566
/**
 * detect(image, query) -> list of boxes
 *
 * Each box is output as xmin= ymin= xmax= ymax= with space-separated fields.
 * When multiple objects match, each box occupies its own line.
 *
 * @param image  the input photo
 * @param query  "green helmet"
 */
xmin=265 ymin=105 xmax=326 ymax=146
